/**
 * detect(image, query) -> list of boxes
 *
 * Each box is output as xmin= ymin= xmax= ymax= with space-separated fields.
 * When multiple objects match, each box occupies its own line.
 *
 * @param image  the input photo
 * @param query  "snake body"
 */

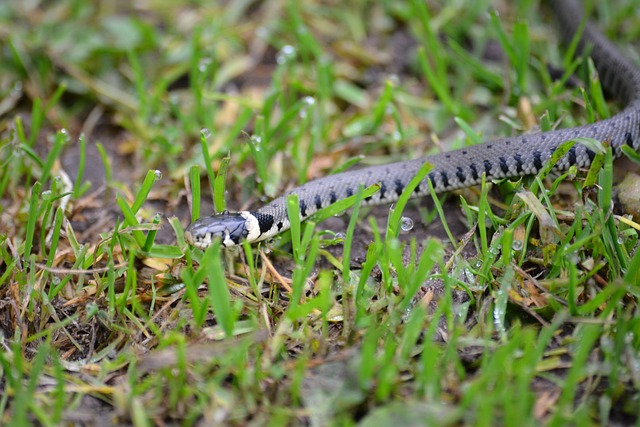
xmin=185 ymin=0 xmax=640 ymax=249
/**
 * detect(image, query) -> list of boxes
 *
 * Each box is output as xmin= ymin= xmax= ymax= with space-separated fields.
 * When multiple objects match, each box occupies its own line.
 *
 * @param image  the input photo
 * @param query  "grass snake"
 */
xmin=185 ymin=0 xmax=640 ymax=249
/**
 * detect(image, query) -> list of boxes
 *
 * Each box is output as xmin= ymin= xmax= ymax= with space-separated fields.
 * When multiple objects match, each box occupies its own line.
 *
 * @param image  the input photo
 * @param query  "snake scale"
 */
xmin=185 ymin=0 xmax=640 ymax=249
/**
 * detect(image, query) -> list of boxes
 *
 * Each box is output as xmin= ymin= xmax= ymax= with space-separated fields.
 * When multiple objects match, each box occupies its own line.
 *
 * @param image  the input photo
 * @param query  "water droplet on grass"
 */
xmin=400 ymin=216 xmax=414 ymax=231
xmin=463 ymin=268 xmax=475 ymax=282
xmin=250 ymin=135 xmax=262 ymax=151
xmin=154 ymin=170 xmax=163 ymax=180
xmin=201 ymin=128 xmax=212 ymax=139
xmin=59 ymin=128 xmax=70 ymax=142
xmin=277 ymin=45 xmax=296 ymax=64
xmin=299 ymin=96 xmax=316 ymax=118
xmin=198 ymin=58 xmax=212 ymax=72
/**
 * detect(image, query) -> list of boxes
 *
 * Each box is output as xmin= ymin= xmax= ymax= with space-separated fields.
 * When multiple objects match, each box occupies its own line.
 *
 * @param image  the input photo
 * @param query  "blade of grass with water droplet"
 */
xmin=387 ymin=161 xmax=432 ymax=240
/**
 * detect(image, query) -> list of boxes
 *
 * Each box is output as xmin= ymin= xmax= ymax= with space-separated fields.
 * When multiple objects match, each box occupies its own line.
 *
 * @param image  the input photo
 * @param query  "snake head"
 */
xmin=185 ymin=212 xmax=249 ymax=249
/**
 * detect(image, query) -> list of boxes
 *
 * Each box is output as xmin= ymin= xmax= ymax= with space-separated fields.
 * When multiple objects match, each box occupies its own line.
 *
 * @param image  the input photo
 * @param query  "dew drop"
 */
xmin=41 ymin=190 xmax=52 ymax=200
xmin=299 ymin=96 xmax=316 ymax=118
xmin=512 ymin=240 xmax=523 ymax=251
xmin=59 ymin=128 xmax=70 ymax=142
xmin=154 ymin=170 xmax=163 ymax=181
xmin=201 ymin=128 xmax=212 ymax=139
xmin=463 ymin=268 xmax=475 ymax=282
xmin=198 ymin=57 xmax=212 ymax=72
xmin=250 ymin=135 xmax=262 ymax=151
xmin=335 ymin=232 xmax=346 ymax=239
xmin=277 ymin=45 xmax=296 ymax=64
xmin=400 ymin=216 xmax=414 ymax=232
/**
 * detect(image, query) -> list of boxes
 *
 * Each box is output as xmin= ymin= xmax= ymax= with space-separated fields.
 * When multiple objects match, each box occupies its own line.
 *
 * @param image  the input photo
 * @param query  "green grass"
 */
xmin=1 ymin=0 xmax=640 ymax=425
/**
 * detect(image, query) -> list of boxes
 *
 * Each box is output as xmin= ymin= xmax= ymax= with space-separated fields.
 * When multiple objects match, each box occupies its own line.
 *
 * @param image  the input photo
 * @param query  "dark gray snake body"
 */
xmin=185 ymin=0 xmax=640 ymax=249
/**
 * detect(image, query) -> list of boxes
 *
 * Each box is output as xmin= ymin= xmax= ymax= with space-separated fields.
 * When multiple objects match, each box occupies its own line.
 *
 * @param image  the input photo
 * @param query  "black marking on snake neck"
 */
xmin=255 ymin=212 xmax=275 ymax=234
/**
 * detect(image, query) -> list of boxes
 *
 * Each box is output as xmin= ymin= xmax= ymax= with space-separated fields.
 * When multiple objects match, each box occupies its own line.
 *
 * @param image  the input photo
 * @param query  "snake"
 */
xmin=185 ymin=0 xmax=640 ymax=249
